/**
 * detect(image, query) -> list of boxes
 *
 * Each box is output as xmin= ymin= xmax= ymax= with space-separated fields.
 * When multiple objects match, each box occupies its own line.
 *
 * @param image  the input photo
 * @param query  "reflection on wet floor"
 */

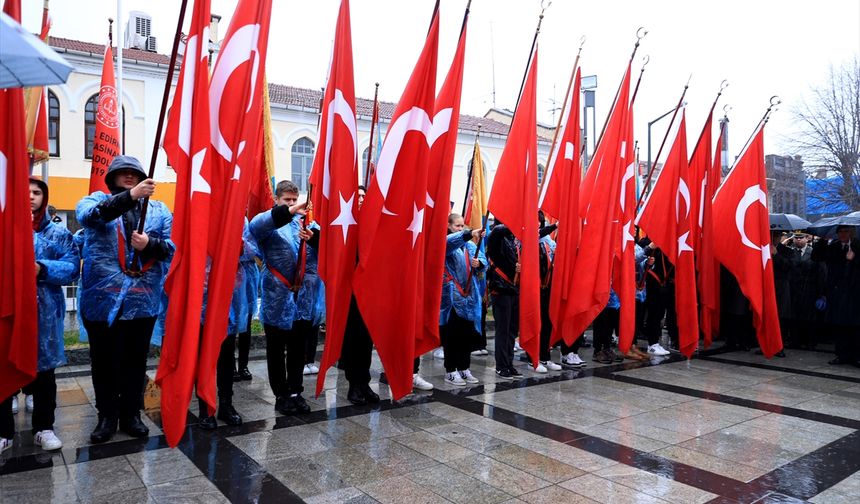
xmin=1 ymin=343 xmax=859 ymax=503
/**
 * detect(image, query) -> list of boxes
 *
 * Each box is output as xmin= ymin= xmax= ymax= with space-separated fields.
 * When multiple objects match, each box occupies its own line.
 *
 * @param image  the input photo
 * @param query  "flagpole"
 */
xmin=129 ymin=0 xmax=189 ymax=271
xmin=734 ymin=95 xmax=781 ymax=168
xmin=630 ymin=55 xmax=649 ymax=106
xmin=513 ymin=0 xmax=551 ymax=113
xmin=537 ymin=36 xmax=585 ymax=200
xmin=462 ymin=126 xmax=481 ymax=216
xmin=116 ymin=0 xmax=123 ymax=153
xmin=689 ymin=80 xmax=729 ymax=161
xmin=364 ymin=83 xmax=379 ymax=187
xmin=635 ymin=76 xmax=691 ymax=208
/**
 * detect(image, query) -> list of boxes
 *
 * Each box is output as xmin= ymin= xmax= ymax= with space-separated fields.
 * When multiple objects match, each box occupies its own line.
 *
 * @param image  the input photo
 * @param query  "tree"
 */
xmin=793 ymin=56 xmax=860 ymax=213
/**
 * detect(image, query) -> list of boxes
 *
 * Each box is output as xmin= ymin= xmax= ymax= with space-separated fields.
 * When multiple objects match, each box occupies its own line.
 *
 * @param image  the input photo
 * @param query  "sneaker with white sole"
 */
xmin=459 ymin=369 xmax=479 ymax=384
xmin=561 ymin=353 xmax=586 ymax=368
xmin=11 ymin=396 xmax=18 ymax=415
xmin=470 ymin=350 xmax=484 ymax=356
xmin=541 ymin=360 xmax=562 ymax=371
xmin=308 ymin=364 xmax=320 ymax=374
xmin=25 ymin=395 xmax=33 ymax=413
xmin=444 ymin=372 xmax=466 ymax=386
xmin=513 ymin=341 xmax=524 ymax=353
xmin=647 ymin=343 xmax=670 ymax=356
xmin=413 ymin=374 xmax=434 ymax=391
xmin=433 ymin=348 xmax=445 ymax=359
xmin=0 ymin=438 xmax=12 ymax=452
xmin=302 ymin=365 xmax=312 ymax=375
xmin=34 ymin=430 xmax=63 ymax=451
xmin=534 ymin=363 xmax=548 ymax=374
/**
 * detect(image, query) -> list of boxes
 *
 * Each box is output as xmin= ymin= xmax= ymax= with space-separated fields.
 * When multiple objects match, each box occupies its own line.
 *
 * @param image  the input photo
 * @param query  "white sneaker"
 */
xmin=25 ymin=395 xmax=33 ymax=412
xmin=302 ymin=365 xmax=312 ymax=375
xmin=562 ymin=353 xmax=586 ymax=367
xmin=470 ymin=350 xmax=484 ymax=356
xmin=444 ymin=372 xmax=466 ymax=387
xmin=34 ymin=430 xmax=62 ymax=451
xmin=308 ymin=364 xmax=320 ymax=374
xmin=480 ymin=349 xmax=489 ymax=356
xmin=412 ymin=374 xmax=434 ymax=391
xmin=433 ymin=348 xmax=445 ymax=359
xmin=513 ymin=341 xmax=524 ymax=353
xmin=0 ymin=438 xmax=12 ymax=452
xmin=541 ymin=360 xmax=562 ymax=371
xmin=648 ymin=343 xmax=670 ymax=356
xmin=534 ymin=363 xmax=548 ymax=374
xmin=459 ymin=369 xmax=479 ymax=384
xmin=11 ymin=396 xmax=18 ymax=415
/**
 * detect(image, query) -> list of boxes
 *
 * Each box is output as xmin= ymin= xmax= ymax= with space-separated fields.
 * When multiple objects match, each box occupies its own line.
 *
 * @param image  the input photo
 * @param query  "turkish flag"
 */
xmin=695 ymin=117 xmax=723 ymax=345
xmin=637 ymin=111 xmax=699 ymax=357
xmin=542 ymin=68 xmax=582 ymax=345
xmin=712 ymin=127 xmax=782 ymax=357
xmin=614 ymin=102 xmax=638 ymax=354
xmin=487 ymin=45 xmax=541 ymax=367
xmin=421 ymin=7 xmax=469 ymax=357
xmin=0 ymin=0 xmax=38 ymax=401
xmin=198 ymin=0 xmax=273 ymax=412
xmin=155 ymin=0 xmax=213 ymax=448
xmin=564 ymin=64 xmax=632 ymax=338
xmin=353 ymin=5 xmax=439 ymax=400
xmin=89 ymin=42 xmax=121 ymax=194
xmin=310 ymin=0 xmax=360 ymax=397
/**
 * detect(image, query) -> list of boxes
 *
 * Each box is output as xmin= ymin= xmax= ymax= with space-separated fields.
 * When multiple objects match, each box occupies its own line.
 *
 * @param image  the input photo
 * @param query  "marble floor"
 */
xmin=1 ymin=340 xmax=859 ymax=504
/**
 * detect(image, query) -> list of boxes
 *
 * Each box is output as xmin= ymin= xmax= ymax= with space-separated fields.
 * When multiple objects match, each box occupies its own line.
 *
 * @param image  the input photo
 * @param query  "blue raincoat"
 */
xmin=34 ymin=215 xmax=80 ymax=371
xmin=249 ymin=210 xmax=304 ymax=330
xmin=608 ymin=244 xmax=649 ymax=308
xmin=73 ymin=229 xmax=89 ymax=343
xmin=296 ymin=222 xmax=325 ymax=326
xmin=440 ymin=231 xmax=487 ymax=334
xmin=240 ymin=222 xmax=261 ymax=330
xmin=200 ymin=221 xmax=259 ymax=335
xmin=76 ymin=193 xmax=174 ymax=324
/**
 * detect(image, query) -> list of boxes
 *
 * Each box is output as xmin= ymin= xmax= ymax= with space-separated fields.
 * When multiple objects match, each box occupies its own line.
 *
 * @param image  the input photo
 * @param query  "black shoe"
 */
xmin=274 ymin=396 xmax=289 ymax=413
xmin=360 ymin=384 xmax=380 ymax=403
xmin=287 ymin=394 xmax=311 ymax=414
xmin=120 ymin=414 xmax=150 ymax=438
xmin=217 ymin=404 xmax=243 ymax=426
xmin=198 ymin=414 xmax=217 ymax=430
xmin=775 ymin=350 xmax=786 ymax=358
xmin=378 ymin=372 xmax=388 ymax=384
xmin=238 ymin=367 xmax=252 ymax=381
xmin=612 ymin=349 xmax=624 ymax=362
xmin=89 ymin=416 xmax=118 ymax=444
xmin=495 ymin=368 xmax=515 ymax=380
xmin=347 ymin=386 xmax=367 ymax=405
xmin=754 ymin=349 xmax=764 ymax=355
xmin=508 ymin=367 xmax=523 ymax=379
xmin=232 ymin=369 xmax=243 ymax=382
xmin=829 ymin=357 xmax=849 ymax=365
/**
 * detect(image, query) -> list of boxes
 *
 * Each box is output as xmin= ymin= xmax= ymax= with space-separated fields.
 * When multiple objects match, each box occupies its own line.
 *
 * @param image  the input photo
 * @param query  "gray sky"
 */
xmin=22 ymin=0 xmax=860 ymax=166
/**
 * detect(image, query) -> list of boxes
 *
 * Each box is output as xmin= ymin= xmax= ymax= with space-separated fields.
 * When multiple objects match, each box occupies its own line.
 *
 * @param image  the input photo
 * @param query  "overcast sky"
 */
xmin=22 ymin=0 xmax=860 ymax=166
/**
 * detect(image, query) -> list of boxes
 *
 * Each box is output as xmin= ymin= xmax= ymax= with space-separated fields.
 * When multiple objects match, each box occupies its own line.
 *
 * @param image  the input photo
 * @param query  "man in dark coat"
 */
xmin=812 ymin=226 xmax=860 ymax=365
xmin=787 ymin=233 xmax=825 ymax=349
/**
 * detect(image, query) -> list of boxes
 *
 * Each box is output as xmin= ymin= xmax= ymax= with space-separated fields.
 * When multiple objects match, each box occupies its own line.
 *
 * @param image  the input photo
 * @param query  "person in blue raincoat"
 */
xmin=76 ymin=156 xmax=174 ymax=444
xmin=234 ymin=224 xmax=261 ymax=381
xmin=249 ymin=180 xmax=315 ymax=416
xmin=296 ymin=220 xmax=325 ymax=376
xmin=1 ymin=179 xmax=80 ymax=453
xmin=439 ymin=214 xmax=486 ymax=386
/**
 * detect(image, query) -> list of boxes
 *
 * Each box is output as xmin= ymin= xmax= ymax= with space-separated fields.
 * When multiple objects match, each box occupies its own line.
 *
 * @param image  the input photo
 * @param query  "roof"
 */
xmin=806 ymin=176 xmax=859 ymax=216
xmin=50 ymin=36 xmax=173 ymax=66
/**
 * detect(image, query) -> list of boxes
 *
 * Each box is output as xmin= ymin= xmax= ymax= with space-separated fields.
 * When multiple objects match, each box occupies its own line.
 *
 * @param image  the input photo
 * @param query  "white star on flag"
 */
xmin=678 ymin=230 xmax=693 ymax=255
xmin=330 ymin=191 xmax=358 ymax=243
xmin=406 ymin=203 xmax=425 ymax=248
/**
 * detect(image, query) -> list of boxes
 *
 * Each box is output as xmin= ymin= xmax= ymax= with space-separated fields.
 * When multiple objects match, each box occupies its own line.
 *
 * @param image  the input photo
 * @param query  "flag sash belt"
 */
xmin=117 ymin=222 xmax=156 ymax=277
xmin=444 ymin=247 xmax=472 ymax=298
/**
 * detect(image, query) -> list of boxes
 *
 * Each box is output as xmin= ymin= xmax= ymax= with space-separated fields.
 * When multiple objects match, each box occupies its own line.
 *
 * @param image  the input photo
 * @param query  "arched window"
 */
xmin=537 ymin=163 xmax=546 ymax=185
xmin=84 ymin=93 xmax=125 ymax=159
xmin=47 ymin=90 xmax=60 ymax=157
xmin=361 ymin=146 xmax=371 ymax=183
xmin=291 ymin=137 xmax=315 ymax=191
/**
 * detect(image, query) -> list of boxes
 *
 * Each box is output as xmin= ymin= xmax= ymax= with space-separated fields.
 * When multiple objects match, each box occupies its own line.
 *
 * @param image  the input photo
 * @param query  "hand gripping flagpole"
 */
xmin=129 ymin=0 xmax=189 ymax=273
xmin=635 ymin=74 xmax=692 ymax=209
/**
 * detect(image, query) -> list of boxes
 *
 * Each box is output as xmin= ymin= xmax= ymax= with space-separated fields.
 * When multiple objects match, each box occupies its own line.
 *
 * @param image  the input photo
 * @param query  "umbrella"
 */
xmin=0 ymin=12 xmax=72 ymax=89
xmin=769 ymin=213 xmax=812 ymax=231
xmin=807 ymin=214 xmax=860 ymax=238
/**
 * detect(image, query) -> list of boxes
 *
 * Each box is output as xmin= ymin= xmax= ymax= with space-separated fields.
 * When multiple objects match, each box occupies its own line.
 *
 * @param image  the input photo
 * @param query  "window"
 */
xmin=84 ymin=93 xmax=125 ymax=159
xmin=47 ymin=90 xmax=60 ymax=157
xmin=291 ymin=137 xmax=315 ymax=191
xmin=361 ymin=146 xmax=370 ymax=183
xmin=537 ymin=163 xmax=546 ymax=185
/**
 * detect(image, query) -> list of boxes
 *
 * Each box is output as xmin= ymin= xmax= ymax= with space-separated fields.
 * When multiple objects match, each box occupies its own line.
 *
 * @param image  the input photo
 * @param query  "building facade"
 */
xmin=765 ymin=154 xmax=807 ymax=218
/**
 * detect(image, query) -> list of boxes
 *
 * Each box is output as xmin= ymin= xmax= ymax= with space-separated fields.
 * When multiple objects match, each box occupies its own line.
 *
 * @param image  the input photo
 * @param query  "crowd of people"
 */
xmin=2 ymin=155 xmax=858 ymax=454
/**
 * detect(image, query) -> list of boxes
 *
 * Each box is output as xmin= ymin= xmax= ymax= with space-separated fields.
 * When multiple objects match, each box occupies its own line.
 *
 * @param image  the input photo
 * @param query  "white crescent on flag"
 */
xmin=735 ymin=184 xmax=770 ymax=268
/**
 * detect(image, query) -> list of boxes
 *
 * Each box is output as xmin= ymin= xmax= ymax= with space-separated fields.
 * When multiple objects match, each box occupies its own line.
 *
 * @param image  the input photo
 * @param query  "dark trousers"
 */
xmin=593 ymin=308 xmax=619 ymax=352
xmin=264 ymin=324 xmax=306 ymax=397
xmin=84 ymin=317 xmax=155 ymax=420
xmin=297 ymin=321 xmax=319 ymax=364
xmin=722 ymin=312 xmax=755 ymax=349
xmin=644 ymin=286 xmax=678 ymax=346
xmin=635 ymin=300 xmax=646 ymax=344
xmin=197 ymin=334 xmax=236 ymax=414
xmin=237 ymin=313 xmax=252 ymax=370
xmin=440 ymin=312 xmax=475 ymax=373
xmin=471 ymin=300 xmax=489 ymax=351
xmin=342 ymin=297 xmax=373 ymax=386
xmin=536 ymin=289 xmax=552 ymax=362
xmin=492 ymin=294 xmax=519 ymax=371
xmin=832 ymin=324 xmax=860 ymax=362
xmin=0 ymin=369 xmax=57 ymax=438
xmin=558 ymin=334 xmax=584 ymax=354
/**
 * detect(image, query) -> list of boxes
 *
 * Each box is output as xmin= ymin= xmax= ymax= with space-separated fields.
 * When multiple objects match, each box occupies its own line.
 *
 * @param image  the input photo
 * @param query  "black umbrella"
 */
xmin=808 ymin=214 xmax=860 ymax=238
xmin=769 ymin=213 xmax=812 ymax=231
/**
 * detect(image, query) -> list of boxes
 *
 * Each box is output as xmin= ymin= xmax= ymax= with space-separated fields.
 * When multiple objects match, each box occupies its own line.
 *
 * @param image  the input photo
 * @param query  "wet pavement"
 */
xmin=1 ymin=340 xmax=859 ymax=503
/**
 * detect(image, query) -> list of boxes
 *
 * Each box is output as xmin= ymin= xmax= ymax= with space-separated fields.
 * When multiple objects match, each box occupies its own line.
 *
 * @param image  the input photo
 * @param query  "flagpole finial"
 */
xmin=719 ymin=79 xmax=729 ymax=93
xmin=765 ymin=95 xmax=781 ymax=123
xmin=723 ymin=104 xmax=732 ymax=118
xmin=108 ymin=18 xmax=114 ymax=45
xmin=636 ymin=27 xmax=648 ymax=40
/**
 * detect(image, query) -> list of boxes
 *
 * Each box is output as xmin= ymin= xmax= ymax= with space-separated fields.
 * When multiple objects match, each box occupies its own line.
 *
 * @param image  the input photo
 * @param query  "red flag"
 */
xmin=637 ymin=111 xmax=699 ymax=357
xmin=487 ymin=45 xmax=541 ymax=368
xmin=353 ymin=5 xmax=439 ymax=400
xmin=698 ymin=123 xmax=724 ymax=344
xmin=421 ymin=8 xmax=469 ymax=357
xmin=614 ymin=101 xmax=637 ymax=354
xmin=198 ymin=0 xmax=273 ymax=412
xmin=154 ymin=0 xmax=213 ymax=448
xmin=0 ymin=0 xmax=38 ymax=401
xmin=712 ymin=127 xmax=782 ymax=356
xmin=564 ymin=64 xmax=632 ymax=338
xmin=89 ymin=41 xmax=121 ymax=194
xmin=543 ymin=68 xmax=582 ymax=345
xmin=24 ymin=4 xmax=51 ymax=163
xmin=310 ymin=0 xmax=359 ymax=397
